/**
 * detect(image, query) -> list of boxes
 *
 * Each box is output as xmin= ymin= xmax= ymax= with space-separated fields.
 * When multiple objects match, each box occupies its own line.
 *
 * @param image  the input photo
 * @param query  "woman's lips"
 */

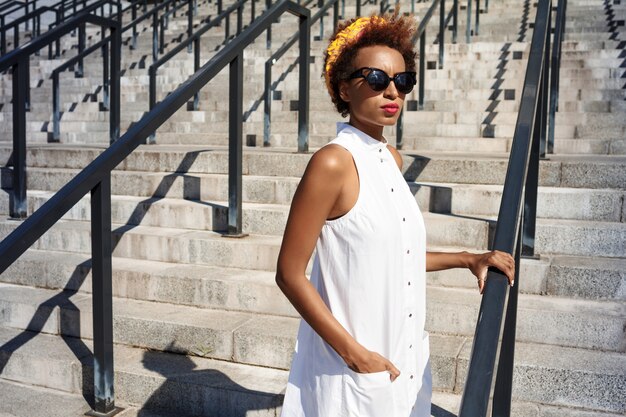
xmin=381 ymin=104 xmax=399 ymax=114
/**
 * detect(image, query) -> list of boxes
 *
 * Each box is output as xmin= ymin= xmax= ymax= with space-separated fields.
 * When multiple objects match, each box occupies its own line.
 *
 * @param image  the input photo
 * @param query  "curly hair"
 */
xmin=323 ymin=12 xmax=418 ymax=117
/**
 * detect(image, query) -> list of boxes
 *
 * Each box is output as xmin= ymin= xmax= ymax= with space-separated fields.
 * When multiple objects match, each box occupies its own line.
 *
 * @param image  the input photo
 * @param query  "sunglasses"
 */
xmin=348 ymin=67 xmax=417 ymax=94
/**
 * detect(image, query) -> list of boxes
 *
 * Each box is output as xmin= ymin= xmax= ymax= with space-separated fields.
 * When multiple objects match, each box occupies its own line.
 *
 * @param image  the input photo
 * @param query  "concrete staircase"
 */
xmin=0 ymin=0 xmax=624 ymax=416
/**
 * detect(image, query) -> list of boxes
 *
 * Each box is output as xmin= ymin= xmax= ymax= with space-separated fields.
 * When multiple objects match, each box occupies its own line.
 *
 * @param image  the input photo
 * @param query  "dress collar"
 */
xmin=337 ymin=122 xmax=388 ymax=151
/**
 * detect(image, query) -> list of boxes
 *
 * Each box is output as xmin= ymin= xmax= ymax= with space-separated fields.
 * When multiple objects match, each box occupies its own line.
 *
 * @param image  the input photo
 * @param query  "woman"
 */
xmin=276 ymin=12 xmax=515 ymax=417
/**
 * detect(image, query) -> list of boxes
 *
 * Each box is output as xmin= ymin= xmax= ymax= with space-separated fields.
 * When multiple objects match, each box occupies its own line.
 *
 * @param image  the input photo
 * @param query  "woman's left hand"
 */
xmin=468 ymin=250 xmax=515 ymax=294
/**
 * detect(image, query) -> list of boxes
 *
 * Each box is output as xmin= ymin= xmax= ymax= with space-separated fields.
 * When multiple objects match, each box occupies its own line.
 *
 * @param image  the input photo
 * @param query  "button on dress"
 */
xmin=280 ymin=123 xmax=432 ymax=417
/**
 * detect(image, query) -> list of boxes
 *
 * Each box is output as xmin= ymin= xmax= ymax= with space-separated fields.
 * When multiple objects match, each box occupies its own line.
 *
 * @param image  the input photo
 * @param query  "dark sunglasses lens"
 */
xmin=366 ymin=70 xmax=390 ymax=91
xmin=395 ymin=73 xmax=415 ymax=94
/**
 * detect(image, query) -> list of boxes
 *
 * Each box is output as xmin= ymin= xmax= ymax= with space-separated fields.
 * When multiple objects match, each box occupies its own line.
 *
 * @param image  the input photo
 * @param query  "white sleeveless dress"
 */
xmin=280 ymin=123 xmax=432 ymax=417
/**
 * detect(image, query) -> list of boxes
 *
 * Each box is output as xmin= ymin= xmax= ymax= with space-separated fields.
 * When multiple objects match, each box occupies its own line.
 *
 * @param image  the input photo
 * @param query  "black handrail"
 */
xmin=148 ymin=0 xmax=259 ymax=143
xmin=457 ymin=0 xmax=558 ymax=415
xmin=263 ymin=0 xmax=338 ymax=147
xmin=0 ymin=1 xmax=309 ymax=414
xmin=395 ymin=0 xmax=457 ymax=149
xmin=0 ymin=11 xmax=121 ymax=220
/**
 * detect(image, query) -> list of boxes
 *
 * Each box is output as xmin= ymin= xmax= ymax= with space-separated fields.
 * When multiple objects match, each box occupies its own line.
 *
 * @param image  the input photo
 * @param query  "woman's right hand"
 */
xmin=343 ymin=345 xmax=401 ymax=381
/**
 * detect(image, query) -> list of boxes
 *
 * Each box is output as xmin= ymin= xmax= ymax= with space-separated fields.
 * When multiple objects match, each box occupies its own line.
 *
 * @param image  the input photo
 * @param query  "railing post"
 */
xmin=1 ymin=16 xmax=5 ymax=55
xmin=227 ymin=53 xmax=245 ymax=236
xmin=419 ymin=31 xmax=425 ymax=109
xmin=188 ymin=0 xmax=193 ymax=51
xmin=452 ymin=0 xmax=458 ymax=43
xmin=297 ymin=10 xmax=310 ymax=153
xmin=548 ymin=0 xmax=566 ymax=155
xmin=110 ymin=22 xmax=120 ymax=144
xmin=396 ymin=108 xmax=404 ymax=150
xmin=475 ymin=0 xmax=480 ymax=35
xmin=466 ymin=0 xmax=472 ymax=43
xmin=103 ymin=39 xmax=110 ymax=111
xmin=148 ymin=65 xmax=157 ymax=144
xmin=52 ymin=71 xmax=61 ymax=141
xmin=77 ymin=23 xmax=85 ymax=77
xmin=539 ymin=8 xmax=551 ymax=158
xmin=439 ymin=0 xmax=445 ymax=68
xmin=264 ymin=60 xmax=272 ymax=146
xmin=237 ymin=3 xmax=242 ymax=35
xmin=491 ymin=217 xmax=521 ymax=417
xmin=89 ymin=175 xmax=122 ymax=417
xmin=152 ymin=11 xmax=158 ymax=62
xmin=131 ymin=2 xmax=137 ymax=49
xmin=266 ymin=0 xmax=271 ymax=48
xmin=193 ymin=37 xmax=200 ymax=110
xmin=10 ymin=58 xmax=28 ymax=219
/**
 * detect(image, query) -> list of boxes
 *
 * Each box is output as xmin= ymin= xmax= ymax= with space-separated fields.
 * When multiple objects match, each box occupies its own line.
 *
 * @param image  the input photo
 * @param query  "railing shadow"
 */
xmin=136 ymin=342 xmax=284 ymax=416
xmin=0 ymin=148 xmax=228 ymax=408
xmin=432 ymin=404 xmax=458 ymax=417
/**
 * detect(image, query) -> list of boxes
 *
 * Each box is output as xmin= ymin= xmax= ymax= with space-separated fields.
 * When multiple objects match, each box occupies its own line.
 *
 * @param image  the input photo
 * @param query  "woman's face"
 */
xmin=339 ymin=45 xmax=407 ymax=140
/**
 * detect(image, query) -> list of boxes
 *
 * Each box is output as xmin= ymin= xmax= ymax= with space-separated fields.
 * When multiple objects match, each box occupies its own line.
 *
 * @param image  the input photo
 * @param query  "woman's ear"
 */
xmin=339 ymin=80 xmax=351 ymax=103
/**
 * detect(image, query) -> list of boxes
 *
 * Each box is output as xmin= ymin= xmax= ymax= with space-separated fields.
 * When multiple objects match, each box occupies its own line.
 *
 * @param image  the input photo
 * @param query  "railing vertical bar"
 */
xmin=475 ymin=0 xmax=480 ymax=35
xmin=466 ymin=0 xmax=472 ymax=43
xmin=228 ymin=52 xmax=244 ymax=235
xmin=396 ymin=108 xmax=404 ymax=150
xmin=152 ymin=11 xmax=158 ymax=62
xmin=11 ymin=58 xmax=27 ymax=219
xmin=90 ymin=175 xmax=119 ymax=416
xmin=103 ymin=39 xmax=110 ymax=110
xmin=539 ymin=9 xmax=551 ymax=158
xmin=160 ymin=17 xmax=165 ymax=54
xmin=266 ymin=0 xmax=271 ymax=48
xmin=188 ymin=0 xmax=193 ymax=51
xmin=521 ymin=76 xmax=541 ymax=257
xmin=491 ymin=217 xmax=521 ymax=417
xmin=439 ymin=0 xmax=444 ymax=68
xmin=297 ymin=9 xmax=309 ymax=153
xmin=419 ymin=31 xmax=425 ymax=109
xmin=77 ymin=23 xmax=85 ymax=77
xmin=131 ymin=1 xmax=137 ymax=49
xmin=453 ymin=0 xmax=458 ymax=43
xmin=52 ymin=71 xmax=61 ymax=141
xmin=264 ymin=60 xmax=272 ymax=146
xmin=193 ymin=37 xmax=200 ymax=110
xmin=356 ymin=0 xmax=361 ymax=16
xmin=110 ymin=22 xmax=120 ymax=143
xmin=1 ymin=16 xmax=5 ymax=55
xmin=237 ymin=3 xmax=242 ymax=34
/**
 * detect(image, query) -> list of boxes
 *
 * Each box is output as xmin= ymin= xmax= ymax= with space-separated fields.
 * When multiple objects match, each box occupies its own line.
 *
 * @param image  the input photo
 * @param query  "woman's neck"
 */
xmin=348 ymin=118 xmax=384 ymax=142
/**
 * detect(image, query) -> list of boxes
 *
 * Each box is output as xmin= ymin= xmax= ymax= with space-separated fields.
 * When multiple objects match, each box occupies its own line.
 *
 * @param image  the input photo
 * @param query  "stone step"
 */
xmin=0 ymin=327 xmax=287 ymax=416
xmin=1 ymin=325 xmax=624 ymax=415
xmin=2 ymin=146 xmax=625 ymax=190
xmin=410 ymin=182 xmax=626 ymax=222
xmin=0 ymin=280 xmax=624 ymax=370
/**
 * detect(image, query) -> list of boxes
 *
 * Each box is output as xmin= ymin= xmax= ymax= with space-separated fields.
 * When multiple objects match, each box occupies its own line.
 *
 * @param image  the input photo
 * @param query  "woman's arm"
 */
xmin=426 ymin=251 xmax=515 ymax=294
xmin=276 ymin=145 xmax=401 ymax=379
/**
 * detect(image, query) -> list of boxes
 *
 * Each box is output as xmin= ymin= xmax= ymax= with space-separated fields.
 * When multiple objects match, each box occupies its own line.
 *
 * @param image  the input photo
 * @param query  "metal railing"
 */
xmin=0 ymin=0 xmax=121 ymax=55
xmin=458 ymin=0 xmax=566 ymax=415
xmin=0 ymin=3 xmax=309 ymax=412
xmin=0 ymin=10 xmax=121 ymax=219
xmin=263 ymin=0 xmax=338 ymax=148
xmin=395 ymin=0 xmax=458 ymax=148
xmin=50 ymin=0 xmax=198 ymax=145
xmin=148 ymin=0 xmax=262 ymax=143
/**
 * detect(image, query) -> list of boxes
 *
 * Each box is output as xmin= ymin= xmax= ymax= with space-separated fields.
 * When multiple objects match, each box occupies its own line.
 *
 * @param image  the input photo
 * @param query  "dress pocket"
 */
xmin=343 ymin=367 xmax=395 ymax=417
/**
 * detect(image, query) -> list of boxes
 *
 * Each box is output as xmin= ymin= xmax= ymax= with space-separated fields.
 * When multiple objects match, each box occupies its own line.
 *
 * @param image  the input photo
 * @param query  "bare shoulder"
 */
xmin=304 ymin=144 xmax=353 ymax=178
xmin=386 ymin=145 xmax=403 ymax=170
